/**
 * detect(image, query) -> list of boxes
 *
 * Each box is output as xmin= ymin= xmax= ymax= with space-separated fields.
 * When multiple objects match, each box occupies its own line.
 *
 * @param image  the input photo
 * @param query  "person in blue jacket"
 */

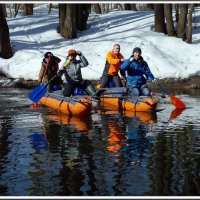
xmin=120 ymin=47 xmax=155 ymax=96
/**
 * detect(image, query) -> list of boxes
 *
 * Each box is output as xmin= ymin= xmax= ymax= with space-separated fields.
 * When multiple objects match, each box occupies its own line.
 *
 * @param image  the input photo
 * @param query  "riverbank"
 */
xmin=0 ymin=75 xmax=200 ymax=95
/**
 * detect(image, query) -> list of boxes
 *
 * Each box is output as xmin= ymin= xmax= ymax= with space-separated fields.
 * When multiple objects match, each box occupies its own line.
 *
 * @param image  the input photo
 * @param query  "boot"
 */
xmin=86 ymin=84 xmax=97 ymax=96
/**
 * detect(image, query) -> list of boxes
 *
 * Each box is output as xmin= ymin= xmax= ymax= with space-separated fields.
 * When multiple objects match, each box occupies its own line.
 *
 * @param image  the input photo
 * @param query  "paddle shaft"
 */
xmin=154 ymin=81 xmax=186 ymax=108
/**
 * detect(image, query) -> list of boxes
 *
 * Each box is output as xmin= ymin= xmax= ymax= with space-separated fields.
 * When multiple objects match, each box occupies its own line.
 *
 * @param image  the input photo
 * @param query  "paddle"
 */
xmin=28 ymin=74 xmax=57 ymax=103
xmin=154 ymin=82 xmax=186 ymax=109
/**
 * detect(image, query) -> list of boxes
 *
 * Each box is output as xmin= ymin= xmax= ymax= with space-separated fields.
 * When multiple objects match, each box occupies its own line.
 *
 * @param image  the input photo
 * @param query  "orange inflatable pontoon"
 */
xmin=98 ymin=87 xmax=158 ymax=112
xmin=39 ymin=91 xmax=92 ymax=116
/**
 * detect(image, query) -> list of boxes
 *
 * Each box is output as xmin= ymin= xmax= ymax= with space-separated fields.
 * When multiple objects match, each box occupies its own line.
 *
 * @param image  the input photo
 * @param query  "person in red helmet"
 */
xmin=38 ymin=52 xmax=62 ymax=92
xmin=58 ymin=49 xmax=97 ymax=97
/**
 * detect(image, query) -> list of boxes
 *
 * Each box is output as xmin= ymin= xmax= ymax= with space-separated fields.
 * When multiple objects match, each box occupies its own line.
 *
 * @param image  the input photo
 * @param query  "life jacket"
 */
xmin=104 ymin=51 xmax=124 ymax=76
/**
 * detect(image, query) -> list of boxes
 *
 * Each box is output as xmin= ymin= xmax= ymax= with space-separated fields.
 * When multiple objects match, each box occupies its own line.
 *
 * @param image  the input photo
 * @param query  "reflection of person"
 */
xmin=120 ymin=47 xmax=155 ymax=96
xmin=58 ymin=49 xmax=96 ymax=97
xmin=38 ymin=52 xmax=62 ymax=92
xmin=122 ymin=115 xmax=156 ymax=163
xmin=101 ymin=114 xmax=126 ymax=152
xmin=99 ymin=44 xmax=126 ymax=88
xmin=101 ymin=111 xmax=157 ymax=163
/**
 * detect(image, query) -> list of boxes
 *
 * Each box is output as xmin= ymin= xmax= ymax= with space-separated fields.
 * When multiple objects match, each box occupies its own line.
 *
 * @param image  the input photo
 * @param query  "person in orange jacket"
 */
xmin=100 ymin=44 xmax=126 ymax=88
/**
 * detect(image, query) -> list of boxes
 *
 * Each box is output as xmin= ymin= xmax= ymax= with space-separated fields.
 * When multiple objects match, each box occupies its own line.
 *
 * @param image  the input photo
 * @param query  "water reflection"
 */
xmin=0 ymin=88 xmax=200 ymax=196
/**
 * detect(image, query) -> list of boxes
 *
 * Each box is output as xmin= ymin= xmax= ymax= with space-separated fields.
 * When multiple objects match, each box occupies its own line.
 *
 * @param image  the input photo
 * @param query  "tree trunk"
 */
xmin=93 ymin=4 xmax=101 ymax=14
xmin=175 ymin=4 xmax=179 ymax=23
xmin=164 ymin=4 xmax=175 ymax=36
xmin=131 ymin=4 xmax=137 ymax=11
xmin=23 ymin=4 xmax=33 ymax=16
xmin=14 ymin=4 xmax=21 ymax=18
xmin=145 ymin=4 xmax=154 ymax=10
xmin=118 ymin=4 xmax=123 ymax=11
xmin=177 ymin=4 xmax=188 ymax=41
xmin=105 ymin=4 xmax=109 ymax=13
xmin=154 ymin=4 xmax=166 ymax=33
xmin=113 ymin=4 xmax=118 ymax=10
xmin=0 ymin=4 xmax=13 ymax=59
xmin=187 ymin=4 xmax=194 ymax=43
xmin=2 ymin=4 xmax=7 ymax=17
xmin=48 ymin=3 xmax=52 ymax=14
xmin=76 ymin=4 xmax=90 ymax=31
xmin=124 ymin=4 xmax=131 ymax=10
xmin=59 ymin=4 xmax=76 ymax=39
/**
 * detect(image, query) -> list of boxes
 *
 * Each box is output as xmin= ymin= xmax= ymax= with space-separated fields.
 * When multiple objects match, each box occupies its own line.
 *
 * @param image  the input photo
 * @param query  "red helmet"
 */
xmin=68 ymin=49 xmax=76 ymax=56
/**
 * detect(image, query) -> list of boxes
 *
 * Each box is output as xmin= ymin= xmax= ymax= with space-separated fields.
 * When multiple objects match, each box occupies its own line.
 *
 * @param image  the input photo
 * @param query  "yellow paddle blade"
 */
xmin=169 ymin=96 xmax=186 ymax=109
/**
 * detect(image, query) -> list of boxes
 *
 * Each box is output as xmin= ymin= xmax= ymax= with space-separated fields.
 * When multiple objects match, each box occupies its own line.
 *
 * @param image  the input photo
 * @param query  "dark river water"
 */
xmin=0 ymin=88 xmax=200 ymax=196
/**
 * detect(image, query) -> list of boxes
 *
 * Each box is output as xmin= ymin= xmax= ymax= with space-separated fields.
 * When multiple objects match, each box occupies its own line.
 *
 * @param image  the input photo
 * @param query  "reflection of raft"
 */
xmin=39 ymin=90 xmax=92 ymax=116
xmin=101 ymin=109 xmax=157 ymax=125
xmin=47 ymin=114 xmax=92 ymax=131
xmin=99 ymin=87 xmax=158 ymax=112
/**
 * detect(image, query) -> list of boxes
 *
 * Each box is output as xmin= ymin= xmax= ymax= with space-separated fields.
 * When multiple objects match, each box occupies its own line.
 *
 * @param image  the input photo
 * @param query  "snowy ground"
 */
xmin=1 ymin=5 xmax=200 ymax=81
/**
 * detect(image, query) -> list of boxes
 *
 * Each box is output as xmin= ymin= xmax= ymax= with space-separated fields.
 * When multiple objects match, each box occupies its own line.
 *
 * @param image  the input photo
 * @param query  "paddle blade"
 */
xmin=30 ymin=102 xmax=40 ymax=109
xmin=28 ymin=85 xmax=47 ymax=103
xmin=169 ymin=95 xmax=186 ymax=109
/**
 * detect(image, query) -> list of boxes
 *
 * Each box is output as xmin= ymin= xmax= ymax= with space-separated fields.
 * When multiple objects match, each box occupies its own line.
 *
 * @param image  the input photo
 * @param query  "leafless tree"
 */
xmin=76 ymin=4 xmax=90 ymax=31
xmin=14 ymin=4 xmax=21 ymax=18
xmin=177 ymin=4 xmax=188 ymax=41
xmin=154 ymin=4 xmax=166 ymax=33
xmin=48 ymin=3 xmax=52 ymax=14
xmin=0 ymin=4 xmax=13 ymax=59
xmin=93 ymin=4 xmax=101 ymax=14
xmin=59 ymin=4 xmax=76 ymax=39
xmin=124 ymin=4 xmax=131 ymax=10
xmin=23 ymin=4 xmax=33 ymax=16
xmin=145 ymin=4 xmax=154 ymax=10
xmin=164 ymin=4 xmax=175 ymax=36
xmin=187 ymin=4 xmax=194 ymax=43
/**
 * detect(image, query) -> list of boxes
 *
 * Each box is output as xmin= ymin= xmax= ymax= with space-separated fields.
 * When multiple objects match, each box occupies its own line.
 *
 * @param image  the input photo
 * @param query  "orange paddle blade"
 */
xmin=169 ymin=95 xmax=186 ymax=109
xmin=30 ymin=102 xmax=40 ymax=109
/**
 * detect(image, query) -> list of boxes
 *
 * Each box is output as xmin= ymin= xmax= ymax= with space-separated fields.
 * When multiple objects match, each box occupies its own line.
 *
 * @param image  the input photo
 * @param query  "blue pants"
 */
xmin=129 ymin=85 xmax=151 ymax=96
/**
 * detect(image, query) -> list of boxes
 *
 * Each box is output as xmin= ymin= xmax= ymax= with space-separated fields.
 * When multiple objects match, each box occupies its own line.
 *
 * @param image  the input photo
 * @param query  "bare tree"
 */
xmin=14 ymin=4 xmax=21 ymax=18
xmin=76 ymin=4 xmax=90 ymax=31
xmin=187 ymin=4 xmax=194 ymax=43
xmin=105 ymin=4 xmax=109 ymax=13
xmin=124 ymin=4 xmax=131 ymax=10
xmin=177 ymin=4 xmax=188 ymax=41
xmin=0 ymin=4 xmax=13 ymax=59
xmin=175 ymin=4 xmax=179 ymax=23
xmin=59 ymin=4 xmax=76 ymax=39
xmin=2 ymin=4 xmax=7 ymax=17
xmin=48 ymin=3 xmax=52 ymax=14
xmin=164 ymin=4 xmax=175 ymax=36
xmin=93 ymin=4 xmax=101 ymax=14
xmin=131 ymin=4 xmax=137 ymax=11
xmin=23 ymin=4 xmax=33 ymax=16
xmin=154 ymin=4 xmax=166 ymax=33
xmin=145 ymin=4 xmax=154 ymax=10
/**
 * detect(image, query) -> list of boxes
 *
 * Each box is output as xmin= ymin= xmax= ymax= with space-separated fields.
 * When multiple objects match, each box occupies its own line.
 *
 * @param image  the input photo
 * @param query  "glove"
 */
xmin=76 ymin=51 xmax=82 ymax=56
xmin=68 ymin=55 xmax=74 ymax=61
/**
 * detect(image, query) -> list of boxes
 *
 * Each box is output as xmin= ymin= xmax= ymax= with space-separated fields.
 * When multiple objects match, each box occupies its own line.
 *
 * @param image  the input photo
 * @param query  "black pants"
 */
xmin=47 ymin=76 xmax=63 ymax=92
xmin=62 ymin=80 xmax=96 ymax=97
xmin=100 ymin=73 xmax=122 ymax=88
